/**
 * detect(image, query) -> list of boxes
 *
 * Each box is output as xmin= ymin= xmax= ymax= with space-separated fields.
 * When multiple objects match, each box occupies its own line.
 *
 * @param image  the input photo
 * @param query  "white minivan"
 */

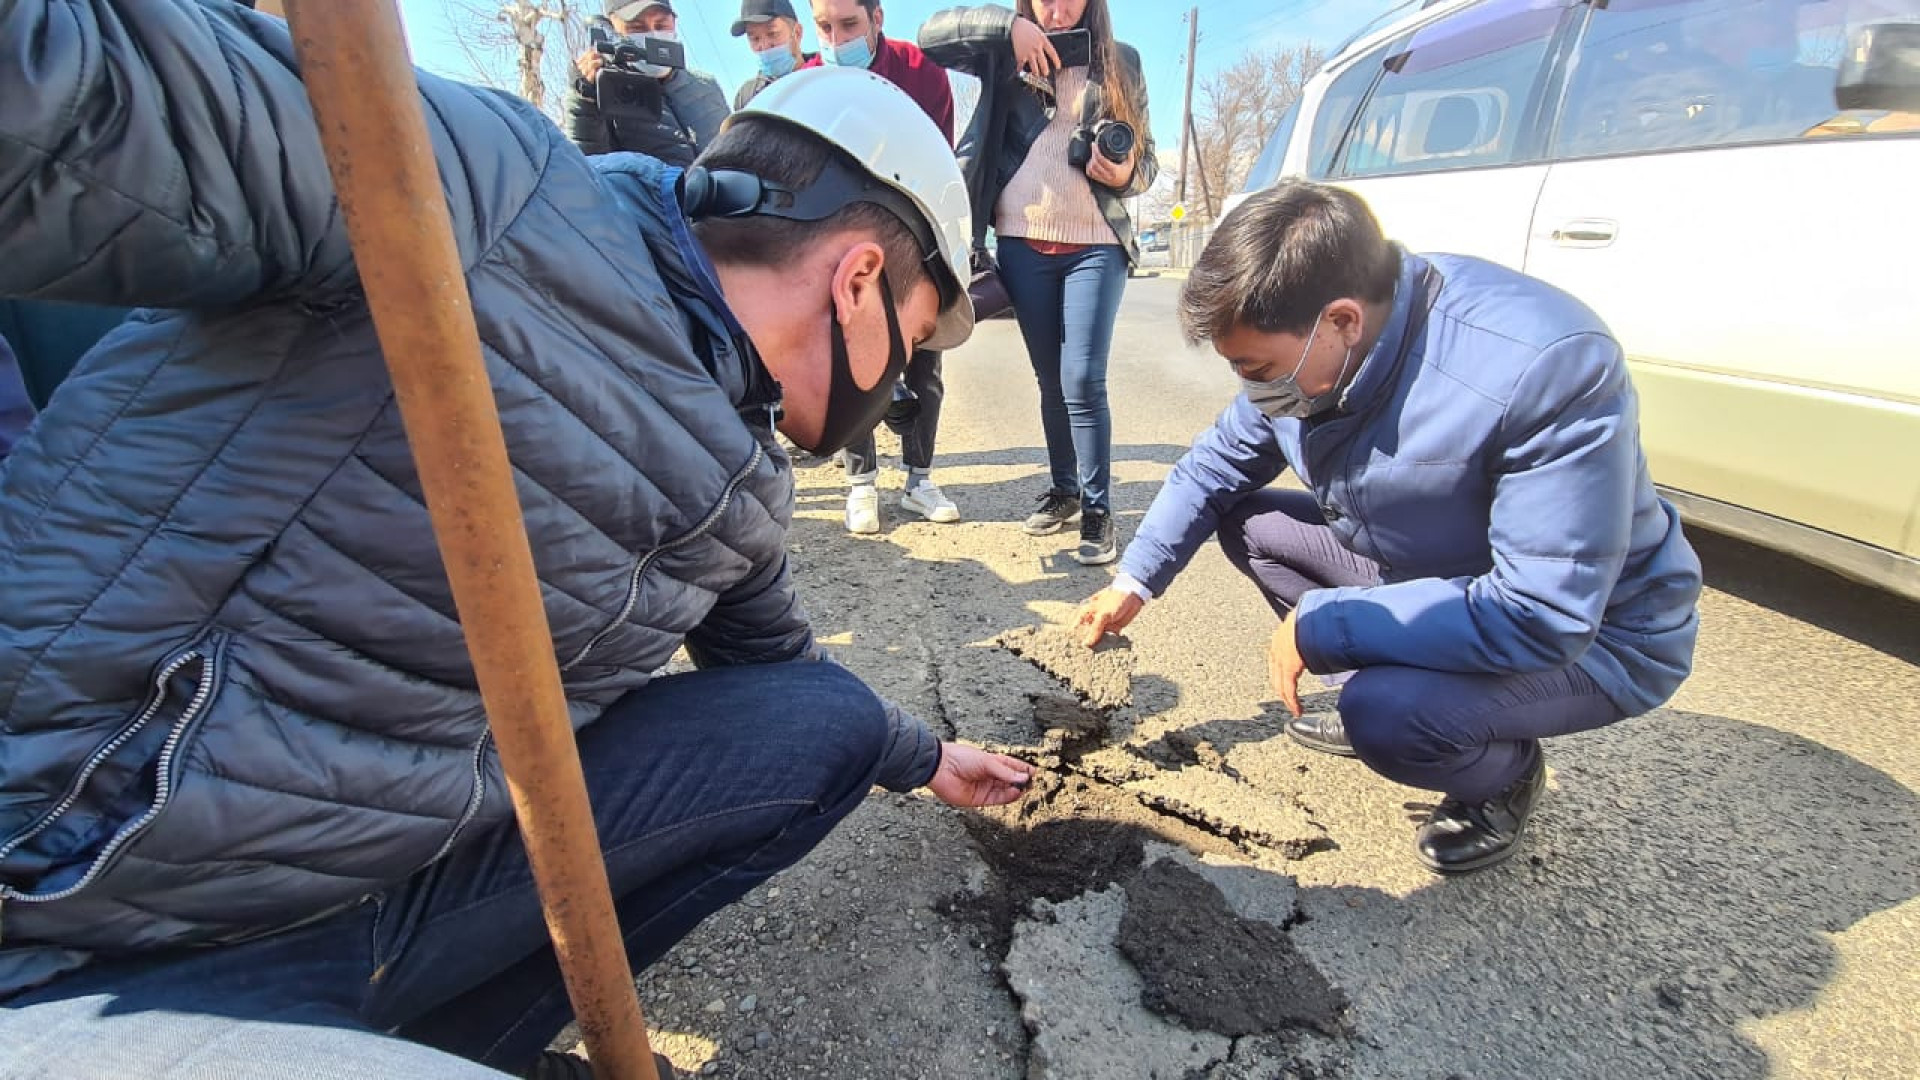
xmin=1229 ymin=0 xmax=1920 ymax=601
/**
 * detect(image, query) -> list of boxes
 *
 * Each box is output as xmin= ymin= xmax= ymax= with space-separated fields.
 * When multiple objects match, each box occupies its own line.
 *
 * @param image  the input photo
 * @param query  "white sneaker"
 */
xmin=900 ymin=480 xmax=961 ymax=523
xmin=845 ymin=485 xmax=882 ymax=534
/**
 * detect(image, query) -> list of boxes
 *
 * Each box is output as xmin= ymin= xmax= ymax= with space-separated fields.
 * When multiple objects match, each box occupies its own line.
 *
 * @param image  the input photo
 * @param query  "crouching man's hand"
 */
xmin=928 ymin=742 xmax=1032 ymax=807
xmin=1075 ymin=587 xmax=1143 ymax=648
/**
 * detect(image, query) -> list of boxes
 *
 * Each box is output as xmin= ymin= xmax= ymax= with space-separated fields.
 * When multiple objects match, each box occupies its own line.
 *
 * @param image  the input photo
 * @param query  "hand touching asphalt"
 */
xmin=1074 ymin=587 xmax=1143 ymax=648
xmin=1268 ymin=608 xmax=1306 ymax=717
xmin=927 ymin=742 xmax=1033 ymax=807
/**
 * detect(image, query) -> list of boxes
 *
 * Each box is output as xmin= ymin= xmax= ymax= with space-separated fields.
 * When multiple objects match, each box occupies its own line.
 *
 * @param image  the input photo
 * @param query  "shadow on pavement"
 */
xmin=1690 ymin=528 xmax=1920 ymax=666
xmin=1286 ymin=711 xmax=1920 ymax=1077
xmin=780 ymin=441 xmax=1920 ymax=1077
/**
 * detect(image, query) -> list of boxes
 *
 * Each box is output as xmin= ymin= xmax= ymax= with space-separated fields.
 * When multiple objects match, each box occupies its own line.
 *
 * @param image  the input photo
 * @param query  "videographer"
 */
xmin=921 ymin=1 xmax=1156 ymax=566
xmin=568 ymin=0 xmax=728 ymax=166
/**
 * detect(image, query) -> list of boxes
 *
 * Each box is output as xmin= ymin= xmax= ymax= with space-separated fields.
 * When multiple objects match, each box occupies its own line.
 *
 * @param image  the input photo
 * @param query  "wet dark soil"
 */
xmin=1119 ymin=859 xmax=1350 ymax=1038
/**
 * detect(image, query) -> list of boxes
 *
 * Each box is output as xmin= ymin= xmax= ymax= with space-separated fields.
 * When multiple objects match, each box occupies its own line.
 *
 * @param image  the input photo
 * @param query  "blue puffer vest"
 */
xmin=0 ymin=0 xmax=818 ymax=994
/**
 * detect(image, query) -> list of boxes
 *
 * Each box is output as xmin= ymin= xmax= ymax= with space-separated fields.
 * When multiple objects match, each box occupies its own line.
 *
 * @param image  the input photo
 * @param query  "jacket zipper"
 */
xmin=1 ymin=642 xmax=222 ymax=904
xmin=562 ymin=443 xmax=765 ymax=671
xmin=424 ymin=732 xmax=492 ymax=867
xmin=0 ymin=643 xmax=209 ymax=875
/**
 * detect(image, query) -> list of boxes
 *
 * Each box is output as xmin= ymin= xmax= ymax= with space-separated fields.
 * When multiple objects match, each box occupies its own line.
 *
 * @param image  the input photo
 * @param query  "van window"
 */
xmin=1243 ymin=100 xmax=1301 ymax=192
xmin=1552 ymin=0 xmax=1920 ymax=158
xmin=1308 ymin=45 xmax=1387 ymax=178
xmin=1335 ymin=0 xmax=1570 ymax=177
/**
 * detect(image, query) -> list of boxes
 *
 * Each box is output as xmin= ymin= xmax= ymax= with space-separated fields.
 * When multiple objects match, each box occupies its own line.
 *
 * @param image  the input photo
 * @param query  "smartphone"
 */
xmin=1047 ymin=28 xmax=1092 ymax=69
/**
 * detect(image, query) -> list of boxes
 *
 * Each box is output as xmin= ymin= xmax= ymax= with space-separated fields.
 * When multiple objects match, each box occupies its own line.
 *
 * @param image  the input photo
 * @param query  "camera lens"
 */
xmin=1096 ymin=121 xmax=1136 ymax=163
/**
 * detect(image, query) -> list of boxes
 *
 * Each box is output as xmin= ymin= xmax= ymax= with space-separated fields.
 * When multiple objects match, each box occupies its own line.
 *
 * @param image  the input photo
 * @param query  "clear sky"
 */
xmin=396 ymin=0 xmax=1406 ymax=153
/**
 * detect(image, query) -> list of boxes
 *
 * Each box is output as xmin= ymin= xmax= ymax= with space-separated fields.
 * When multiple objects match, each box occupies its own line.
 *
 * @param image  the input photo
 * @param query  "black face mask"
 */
xmin=796 ymin=273 xmax=911 ymax=455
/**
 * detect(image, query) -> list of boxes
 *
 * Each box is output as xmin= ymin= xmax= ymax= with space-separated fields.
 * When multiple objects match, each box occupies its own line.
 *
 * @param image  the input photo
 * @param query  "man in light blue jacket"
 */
xmin=1078 ymin=181 xmax=1701 ymax=875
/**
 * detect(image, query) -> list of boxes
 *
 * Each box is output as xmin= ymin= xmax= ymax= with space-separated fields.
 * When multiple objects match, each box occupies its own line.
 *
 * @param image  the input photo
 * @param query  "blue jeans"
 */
xmin=996 ymin=238 xmax=1129 ymax=515
xmin=0 ymin=661 xmax=889 ymax=1079
xmin=1219 ymin=489 xmax=1625 ymax=801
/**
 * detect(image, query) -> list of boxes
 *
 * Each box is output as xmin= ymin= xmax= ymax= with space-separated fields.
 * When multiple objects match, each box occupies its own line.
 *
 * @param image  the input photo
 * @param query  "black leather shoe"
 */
xmin=1285 ymin=712 xmax=1357 ymax=757
xmin=1414 ymin=753 xmax=1547 ymax=875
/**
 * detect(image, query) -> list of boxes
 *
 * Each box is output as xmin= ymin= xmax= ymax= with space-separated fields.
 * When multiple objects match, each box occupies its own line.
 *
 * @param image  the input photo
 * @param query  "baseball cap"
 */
xmin=730 ymin=0 xmax=799 ymax=37
xmin=606 ymin=0 xmax=673 ymax=20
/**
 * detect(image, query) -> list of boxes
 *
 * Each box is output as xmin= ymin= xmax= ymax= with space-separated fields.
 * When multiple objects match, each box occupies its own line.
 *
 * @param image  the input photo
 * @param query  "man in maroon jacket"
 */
xmin=807 ymin=0 xmax=963 ymax=535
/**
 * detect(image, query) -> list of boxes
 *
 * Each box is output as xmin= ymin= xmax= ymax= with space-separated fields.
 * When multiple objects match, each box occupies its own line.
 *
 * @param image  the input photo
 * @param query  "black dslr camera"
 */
xmin=1065 ymin=78 xmax=1136 ymax=171
xmin=1068 ymin=119 xmax=1137 ymax=169
xmin=585 ymin=17 xmax=686 ymax=123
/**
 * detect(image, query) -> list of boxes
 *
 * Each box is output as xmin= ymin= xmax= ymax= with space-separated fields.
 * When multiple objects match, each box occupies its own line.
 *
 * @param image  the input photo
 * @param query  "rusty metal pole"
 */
xmin=280 ymin=3 xmax=661 ymax=1078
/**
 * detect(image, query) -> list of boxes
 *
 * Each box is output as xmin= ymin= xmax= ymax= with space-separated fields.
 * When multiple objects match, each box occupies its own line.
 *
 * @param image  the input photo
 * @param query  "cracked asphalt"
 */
xmin=608 ymin=275 xmax=1920 ymax=1080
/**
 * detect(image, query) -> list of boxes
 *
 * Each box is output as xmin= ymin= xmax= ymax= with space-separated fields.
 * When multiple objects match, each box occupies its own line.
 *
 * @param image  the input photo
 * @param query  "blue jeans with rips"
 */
xmin=0 ymin=661 xmax=890 ymax=1079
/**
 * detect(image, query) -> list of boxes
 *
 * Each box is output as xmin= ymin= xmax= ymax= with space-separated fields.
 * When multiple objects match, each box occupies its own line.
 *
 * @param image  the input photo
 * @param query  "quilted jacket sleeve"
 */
xmin=0 ymin=0 xmax=360 ymax=306
xmin=683 ymin=553 xmax=941 ymax=792
xmin=683 ymin=551 xmax=816 ymax=669
xmin=1293 ymin=333 xmax=1638 ymax=675
xmin=0 ymin=1 xmax=549 ymax=310
xmin=1117 ymin=395 xmax=1292 ymax=598
xmin=664 ymin=68 xmax=728 ymax=151
xmin=566 ymin=79 xmax=615 ymax=156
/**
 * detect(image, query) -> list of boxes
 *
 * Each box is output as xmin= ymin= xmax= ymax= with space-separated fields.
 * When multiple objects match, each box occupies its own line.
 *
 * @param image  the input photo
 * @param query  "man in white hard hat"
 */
xmin=0 ymin=3 xmax=1025 ymax=1076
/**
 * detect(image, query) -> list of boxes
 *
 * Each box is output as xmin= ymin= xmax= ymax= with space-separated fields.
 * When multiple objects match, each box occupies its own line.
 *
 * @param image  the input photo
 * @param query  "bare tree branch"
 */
xmin=1192 ymin=42 xmax=1325 ymax=219
xmin=439 ymin=0 xmax=587 ymax=122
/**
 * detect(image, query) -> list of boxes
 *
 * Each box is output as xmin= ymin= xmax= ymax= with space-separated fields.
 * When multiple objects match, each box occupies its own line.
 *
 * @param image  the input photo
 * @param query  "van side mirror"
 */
xmin=1835 ymin=22 xmax=1920 ymax=112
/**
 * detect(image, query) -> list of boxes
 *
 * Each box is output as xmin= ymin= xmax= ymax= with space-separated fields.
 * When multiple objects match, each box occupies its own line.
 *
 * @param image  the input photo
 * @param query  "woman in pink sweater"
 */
xmin=921 ymin=0 xmax=1158 ymax=565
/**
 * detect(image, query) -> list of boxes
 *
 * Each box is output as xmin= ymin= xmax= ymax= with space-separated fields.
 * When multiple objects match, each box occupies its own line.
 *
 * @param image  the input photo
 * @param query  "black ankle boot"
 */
xmin=1414 ymin=753 xmax=1546 ymax=875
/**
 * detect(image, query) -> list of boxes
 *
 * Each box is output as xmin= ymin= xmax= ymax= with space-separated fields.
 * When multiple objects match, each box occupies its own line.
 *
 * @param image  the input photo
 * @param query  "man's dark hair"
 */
xmin=1179 ymin=181 xmax=1399 ymax=345
xmin=692 ymin=116 xmax=929 ymax=302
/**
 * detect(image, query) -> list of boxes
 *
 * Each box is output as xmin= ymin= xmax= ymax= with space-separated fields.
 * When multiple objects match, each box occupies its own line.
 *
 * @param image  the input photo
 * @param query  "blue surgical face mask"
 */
xmin=1240 ymin=312 xmax=1354 ymax=420
xmin=821 ymin=30 xmax=875 ymax=69
xmin=755 ymin=43 xmax=798 ymax=79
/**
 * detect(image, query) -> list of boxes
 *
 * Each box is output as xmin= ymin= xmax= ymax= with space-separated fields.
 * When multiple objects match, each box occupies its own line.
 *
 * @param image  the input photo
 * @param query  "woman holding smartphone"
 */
xmin=921 ymin=0 xmax=1156 ymax=565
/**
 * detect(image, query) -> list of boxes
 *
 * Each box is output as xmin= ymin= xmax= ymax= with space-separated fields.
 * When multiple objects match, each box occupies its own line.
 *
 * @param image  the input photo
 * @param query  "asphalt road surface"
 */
xmin=628 ymin=273 xmax=1918 ymax=1080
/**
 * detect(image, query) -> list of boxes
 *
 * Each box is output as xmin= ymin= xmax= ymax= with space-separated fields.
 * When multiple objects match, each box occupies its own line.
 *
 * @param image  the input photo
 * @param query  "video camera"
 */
xmin=586 ymin=16 xmax=687 ymax=123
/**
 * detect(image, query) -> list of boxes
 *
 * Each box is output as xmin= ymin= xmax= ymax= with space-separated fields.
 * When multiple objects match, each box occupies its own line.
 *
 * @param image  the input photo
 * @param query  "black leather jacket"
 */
xmin=920 ymin=4 xmax=1158 ymax=264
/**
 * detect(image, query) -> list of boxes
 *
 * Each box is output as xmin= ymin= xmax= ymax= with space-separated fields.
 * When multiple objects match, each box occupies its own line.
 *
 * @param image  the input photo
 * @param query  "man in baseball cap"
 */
xmin=568 ymin=0 xmax=727 ymax=166
xmin=730 ymin=0 xmax=813 ymax=109
xmin=607 ymin=0 xmax=672 ymax=19
xmin=731 ymin=0 xmax=796 ymax=36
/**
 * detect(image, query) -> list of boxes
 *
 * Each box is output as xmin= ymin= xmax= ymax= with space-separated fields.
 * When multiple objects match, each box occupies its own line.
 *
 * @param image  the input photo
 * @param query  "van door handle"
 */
xmin=1550 ymin=219 xmax=1618 ymax=247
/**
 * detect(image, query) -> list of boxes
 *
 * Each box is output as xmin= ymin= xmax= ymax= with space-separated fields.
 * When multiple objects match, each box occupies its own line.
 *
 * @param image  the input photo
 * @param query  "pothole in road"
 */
xmin=938 ymin=667 xmax=1352 ymax=1044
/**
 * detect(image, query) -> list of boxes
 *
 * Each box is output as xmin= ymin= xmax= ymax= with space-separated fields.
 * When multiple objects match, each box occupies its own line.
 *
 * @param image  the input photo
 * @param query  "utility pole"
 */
xmin=1175 ymin=6 xmax=1199 ymax=211
xmin=1188 ymin=114 xmax=1216 ymax=219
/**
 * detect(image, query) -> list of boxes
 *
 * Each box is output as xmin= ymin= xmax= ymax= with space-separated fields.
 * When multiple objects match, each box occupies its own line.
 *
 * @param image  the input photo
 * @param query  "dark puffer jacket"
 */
xmin=919 ymin=4 xmax=1158 ymax=263
xmin=0 ymin=0 xmax=937 ymax=996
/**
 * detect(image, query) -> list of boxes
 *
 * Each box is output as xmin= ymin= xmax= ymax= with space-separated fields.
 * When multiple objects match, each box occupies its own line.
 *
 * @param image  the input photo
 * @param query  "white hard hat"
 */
xmin=730 ymin=66 xmax=975 ymax=351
